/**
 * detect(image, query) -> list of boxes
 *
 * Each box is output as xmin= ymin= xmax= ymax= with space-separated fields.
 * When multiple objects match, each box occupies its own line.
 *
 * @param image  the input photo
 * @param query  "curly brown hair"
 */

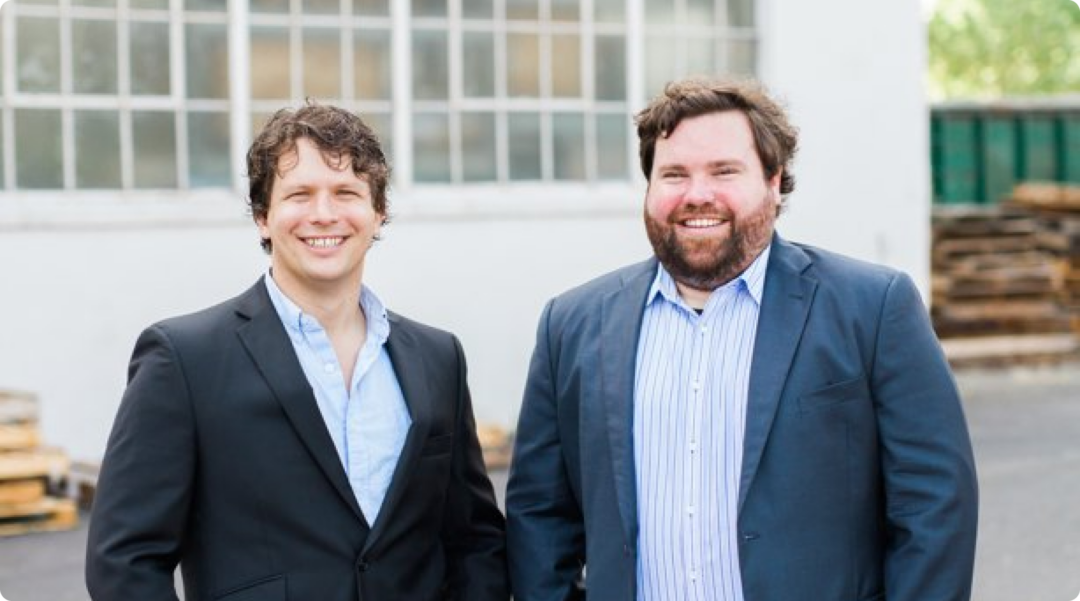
xmin=635 ymin=77 xmax=799 ymax=212
xmin=247 ymin=102 xmax=391 ymax=253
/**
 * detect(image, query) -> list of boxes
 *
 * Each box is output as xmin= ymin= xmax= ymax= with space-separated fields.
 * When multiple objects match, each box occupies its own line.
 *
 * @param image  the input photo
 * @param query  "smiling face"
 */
xmin=257 ymin=137 xmax=383 ymax=299
xmin=644 ymin=110 xmax=780 ymax=293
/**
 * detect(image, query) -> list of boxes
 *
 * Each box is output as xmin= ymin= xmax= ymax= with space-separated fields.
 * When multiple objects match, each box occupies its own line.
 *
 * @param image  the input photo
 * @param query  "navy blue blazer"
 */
xmin=87 ymin=280 xmax=508 ymax=601
xmin=506 ymin=235 xmax=978 ymax=601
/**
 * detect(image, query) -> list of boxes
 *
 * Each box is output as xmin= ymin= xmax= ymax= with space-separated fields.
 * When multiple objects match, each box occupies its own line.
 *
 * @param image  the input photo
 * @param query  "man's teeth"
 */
xmin=683 ymin=218 xmax=723 ymax=228
xmin=306 ymin=237 xmax=343 ymax=248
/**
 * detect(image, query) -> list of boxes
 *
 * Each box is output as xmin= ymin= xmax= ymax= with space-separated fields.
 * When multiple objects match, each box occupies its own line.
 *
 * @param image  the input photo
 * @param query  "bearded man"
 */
xmin=505 ymin=77 xmax=978 ymax=601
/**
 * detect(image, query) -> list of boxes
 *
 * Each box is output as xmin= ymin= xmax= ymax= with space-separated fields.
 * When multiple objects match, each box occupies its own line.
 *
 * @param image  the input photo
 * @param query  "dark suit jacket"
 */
xmin=87 ymin=280 xmax=508 ymax=601
xmin=506 ymin=235 xmax=978 ymax=601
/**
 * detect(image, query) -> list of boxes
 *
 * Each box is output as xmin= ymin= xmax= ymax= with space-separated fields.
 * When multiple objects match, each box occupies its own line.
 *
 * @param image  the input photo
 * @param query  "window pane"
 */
xmin=188 ymin=112 xmax=231 ymax=188
xmin=15 ymin=110 xmax=63 ymax=189
xmin=131 ymin=22 xmax=171 ymax=95
xmin=361 ymin=112 xmax=393 ymax=163
xmin=688 ymin=0 xmax=715 ymax=24
xmin=304 ymin=28 xmax=341 ymax=99
xmin=354 ymin=0 xmax=389 ymax=16
xmin=728 ymin=39 xmax=756 ymax=75
xmin=75 ymin=111 xmax=121 ymax=188
xmin=412 ymin=30 xmax=448 ymax=101
xmin=186 ymin=24 xmax=229 ymax=99
xmin=462 ymin=32 xmax=495 ymax=97
xmin=596 ymin=114 xmax=628 ymax=180
xmin=251 ymin=0 xmax=288 ymax=13
xmin=551 ymin=34 xmax=581 ymax=97
xmin=462 ymin=112 xmax=496 ymax=182
xmin=17 ymin=17 xmax=60 ymax=93
xmin=508 ymin=112 xmax=541 ymax=180
xmin=595 ymin=35 xmax=626 ymax=101
xmin=412 ymin=0 xmax=446 ymax=17
xmin=74 ymin=0 xmax=117 ymax=7
xmin=252 ymin=27 xmax=291 ymax=100
xmin=355 ymin=29 xmax=391 ymax=100
xmin=645 ymin=0 xmax=676 ymax=25
xmin=551 ymin=0 xmax=578 ymax=21
xmin=303 ymin=0 xmax=339 ymax=14
xmin=412 ymin=113 xmax=450 ymax=183
xmin=729 ymin=0 xmax=755 ymax=27
xmin=506 ymin=0 xmax=538 ymax=20
xmin=644 ymin=35 xmax=676 ymax=98
xmin=184 ymin=0 xmax=225 ymax=11
xmin=687 ymin=37 xmax=715 ymax=76
xmin=553 ymin=113 xmax=585 ymax=180
xmin=463 ymin=0 xmax=493 ymax=19
xmin=73 ymin=20 xmax=118 ymax=94
xmin=131 ymin=0 xmax=168 ymax=9
xmin=594 ymin=0 xmax=624 ymax=22
xmin=507 ymin=33 xmax=539 ymax=97
xmin=133 ymin=111 xmax=178 ymax=188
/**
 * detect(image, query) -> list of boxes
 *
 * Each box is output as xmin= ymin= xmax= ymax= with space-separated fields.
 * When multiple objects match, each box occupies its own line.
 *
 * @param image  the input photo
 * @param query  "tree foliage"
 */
xmin=928 ymin=0 xmax=1080 ymax=98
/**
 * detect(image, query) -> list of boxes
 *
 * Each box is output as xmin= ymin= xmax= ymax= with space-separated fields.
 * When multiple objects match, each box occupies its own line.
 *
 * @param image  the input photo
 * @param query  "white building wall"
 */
xmin=0 ymin=1 xmax=929 ymax=462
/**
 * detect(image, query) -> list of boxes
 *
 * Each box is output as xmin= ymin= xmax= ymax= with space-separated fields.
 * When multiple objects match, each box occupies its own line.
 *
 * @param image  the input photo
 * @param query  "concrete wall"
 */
xmin=0 ymin=0 xmax=930 ymax=462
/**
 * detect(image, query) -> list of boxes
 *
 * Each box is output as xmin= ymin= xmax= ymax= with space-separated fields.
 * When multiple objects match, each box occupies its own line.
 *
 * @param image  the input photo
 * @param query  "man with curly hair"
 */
xmin=88 ymin=103 xmax=508 ymax=601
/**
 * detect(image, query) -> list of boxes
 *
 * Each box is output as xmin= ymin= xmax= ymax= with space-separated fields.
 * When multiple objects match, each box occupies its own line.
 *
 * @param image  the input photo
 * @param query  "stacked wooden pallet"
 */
xmin=0 ymin=390 xmax=78 ymax=537
xmin=932 ymin=202 xmax=1080 ymax=366
xmin=1009 ymin=183 xmax=1080 ymax=336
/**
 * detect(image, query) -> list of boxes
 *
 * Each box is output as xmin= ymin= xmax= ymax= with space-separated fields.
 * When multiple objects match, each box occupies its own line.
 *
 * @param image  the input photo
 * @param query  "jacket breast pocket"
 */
xmin=797 ymin=375 xmax=870 ymax=414
xmin=213 ymin=574 xmax=286 ymax=601
xmin=420 ymin=432 xmax=454 ymax=457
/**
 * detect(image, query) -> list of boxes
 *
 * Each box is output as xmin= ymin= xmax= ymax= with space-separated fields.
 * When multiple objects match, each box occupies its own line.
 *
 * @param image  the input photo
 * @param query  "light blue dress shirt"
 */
xmin=264 ymin=273 xmax=411 ymax=526
xmin=633 ymin=246 xmax=770 ymax=601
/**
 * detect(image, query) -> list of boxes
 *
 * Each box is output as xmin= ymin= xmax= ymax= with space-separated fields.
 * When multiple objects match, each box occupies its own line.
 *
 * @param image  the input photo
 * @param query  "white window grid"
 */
xmin=0 ymin=0 xmax=757 ymax=192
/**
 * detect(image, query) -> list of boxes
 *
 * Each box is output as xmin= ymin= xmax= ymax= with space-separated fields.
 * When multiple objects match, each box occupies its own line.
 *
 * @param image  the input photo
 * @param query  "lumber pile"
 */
xmin=932 ymin=183 xmax=1080 ymax=366
xmin=0 ymin=390 xmax=78 ymax=537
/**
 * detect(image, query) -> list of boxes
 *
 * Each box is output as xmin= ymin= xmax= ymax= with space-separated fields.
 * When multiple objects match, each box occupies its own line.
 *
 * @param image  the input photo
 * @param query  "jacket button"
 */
xmin=742 ymin=532 xmax=760 ymax=542
xmin=357 ymin=561 xmax=369 ymax=572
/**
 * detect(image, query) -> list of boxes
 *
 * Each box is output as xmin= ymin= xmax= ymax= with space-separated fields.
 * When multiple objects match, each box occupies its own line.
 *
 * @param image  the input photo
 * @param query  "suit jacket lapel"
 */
xmin=600 ymin=259 xmax=657 ymax=547
xmin=362 ymin=314 xmax=431 ymax=552
xmin=234 ymin=281 xmax=368 ymax=524
xmin=739 ymin=236 xmax=817 ymax=512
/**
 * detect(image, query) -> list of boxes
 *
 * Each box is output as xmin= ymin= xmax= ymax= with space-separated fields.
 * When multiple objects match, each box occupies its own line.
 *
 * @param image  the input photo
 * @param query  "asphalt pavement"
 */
xmin=1 ymin=364 xmax=1078 ymax=601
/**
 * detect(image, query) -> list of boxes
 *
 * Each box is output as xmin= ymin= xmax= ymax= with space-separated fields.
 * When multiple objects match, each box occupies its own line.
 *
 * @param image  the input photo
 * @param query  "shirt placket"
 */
xmin=685 ymin=311 xmax=709 ymax=597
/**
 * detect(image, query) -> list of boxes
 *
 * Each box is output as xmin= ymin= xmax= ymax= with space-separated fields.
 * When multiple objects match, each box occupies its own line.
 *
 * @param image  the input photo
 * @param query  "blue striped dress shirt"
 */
xmin=633 ymin=246 xmax=771 ymax=601
xmin=264 ymin=273 xmax=411 ymax=526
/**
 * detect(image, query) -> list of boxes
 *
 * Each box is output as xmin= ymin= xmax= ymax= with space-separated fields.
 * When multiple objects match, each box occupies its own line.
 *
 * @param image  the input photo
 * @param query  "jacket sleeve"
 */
xmin=873 ymin=273 xmax=979 ymax=600
xmin=86 ymin=325 xmax=195 ymax=601
xmin=506 ymin=300 xmax=586 ymax=601
xmin=440 ymin=335 xmax=511 ymax=600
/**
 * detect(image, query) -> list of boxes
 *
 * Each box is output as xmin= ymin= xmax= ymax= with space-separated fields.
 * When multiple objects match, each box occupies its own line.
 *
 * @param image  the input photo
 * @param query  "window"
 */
xmin=0 ymin=0 xmax=756 ymax=192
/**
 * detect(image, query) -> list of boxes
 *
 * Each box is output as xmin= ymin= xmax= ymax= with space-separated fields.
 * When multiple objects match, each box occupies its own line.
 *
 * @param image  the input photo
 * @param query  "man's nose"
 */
xmin=684 ymin=174 xmax=715 ymax=204
xmin=310 ymin=192 xmax=338 ymax=221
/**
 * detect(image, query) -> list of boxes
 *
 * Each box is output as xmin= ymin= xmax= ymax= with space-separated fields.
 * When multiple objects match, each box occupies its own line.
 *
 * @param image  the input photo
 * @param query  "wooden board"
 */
xmin=0 ymin=449 xmax=70 ymax=481
xmin=0 ymin=423 xmax=41 ymax=451
xmin=0 ymin=479 xmax=46 ymax=505
xmin=942 ymin=333 xmax=1080 ymax=368
xmin=0 ymin=497 xmax=78 ymax=537
xmin=0 ymin=390 xmax=38 ymax=424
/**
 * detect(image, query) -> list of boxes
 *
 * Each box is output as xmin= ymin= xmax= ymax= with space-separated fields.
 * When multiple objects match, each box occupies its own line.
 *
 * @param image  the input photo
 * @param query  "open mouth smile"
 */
xmin=303 ymin=236 xmax=345 ymax=248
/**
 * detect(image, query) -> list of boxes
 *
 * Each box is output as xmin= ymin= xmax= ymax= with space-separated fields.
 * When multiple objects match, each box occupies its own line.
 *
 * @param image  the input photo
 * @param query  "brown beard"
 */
xmin=644 ymin=192 xmax=776 ymax=291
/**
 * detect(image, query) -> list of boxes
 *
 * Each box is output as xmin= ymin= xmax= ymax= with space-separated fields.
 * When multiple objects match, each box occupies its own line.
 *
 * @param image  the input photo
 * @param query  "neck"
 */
xmin=271 ymin=272 xmax=365 ymax=333
xmin=675 ymin=282 xmax=713 ymax=310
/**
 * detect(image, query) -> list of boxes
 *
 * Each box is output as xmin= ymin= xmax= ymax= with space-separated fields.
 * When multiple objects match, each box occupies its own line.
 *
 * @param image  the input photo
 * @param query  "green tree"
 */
xmin=928 ymin=0 xmax=1080 ymax=98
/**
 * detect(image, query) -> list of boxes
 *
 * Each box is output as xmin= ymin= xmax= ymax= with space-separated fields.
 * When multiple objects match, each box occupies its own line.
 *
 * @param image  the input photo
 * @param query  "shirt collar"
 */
xmin=646 ymin=243 xmax=772 ymax=309
xmin=263 ymin=270 xmax=391 ymax=345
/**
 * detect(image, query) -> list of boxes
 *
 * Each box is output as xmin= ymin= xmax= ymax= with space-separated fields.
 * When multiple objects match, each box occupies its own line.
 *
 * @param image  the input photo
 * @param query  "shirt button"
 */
xmin=688 ymin=506 xmax=695 ymax=515
xmin=324 ymin=363 xmax=335 ymax=374
xmin=691 ymin=381 xmax=701 ymax=391
xmin=700 ymin=325 xmax=709 ymax=334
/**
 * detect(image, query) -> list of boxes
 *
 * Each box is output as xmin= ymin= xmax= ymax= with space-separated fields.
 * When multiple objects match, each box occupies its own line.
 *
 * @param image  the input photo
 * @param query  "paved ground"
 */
xmin=1 ymin=364 xmax=1078 ymax=601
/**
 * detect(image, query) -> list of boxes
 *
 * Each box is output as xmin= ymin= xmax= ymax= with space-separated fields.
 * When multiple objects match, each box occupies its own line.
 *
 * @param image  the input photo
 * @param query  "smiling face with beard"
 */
xmin=644 ymin=110 xmax=781 ymax=300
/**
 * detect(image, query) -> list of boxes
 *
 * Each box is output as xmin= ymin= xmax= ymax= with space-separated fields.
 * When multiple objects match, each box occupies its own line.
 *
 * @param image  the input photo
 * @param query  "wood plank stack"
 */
xmin=0 ymin=389 xmax=78 ymax=537
xmin=1009 ymin=183 xmax=1080 ymax=337
xmin=932 ymin=192 xmax=1080 ymax=366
